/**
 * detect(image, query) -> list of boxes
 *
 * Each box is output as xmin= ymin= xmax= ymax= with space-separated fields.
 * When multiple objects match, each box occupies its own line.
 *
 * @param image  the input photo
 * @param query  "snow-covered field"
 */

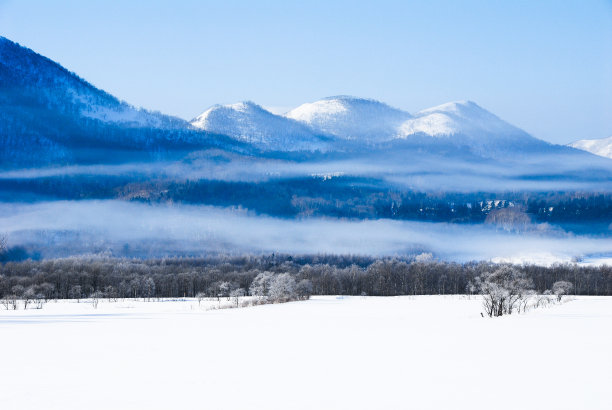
xmin=1 ymin=296 xmax=610 ymax=410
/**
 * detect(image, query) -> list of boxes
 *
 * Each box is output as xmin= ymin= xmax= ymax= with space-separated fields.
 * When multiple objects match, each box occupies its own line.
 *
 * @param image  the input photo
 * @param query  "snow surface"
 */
xmin=0 ymin=296 xmax=610 ymax=410
xmin=285 ymin=95 xmax=412 ymax=141
xmin=190 ymin=101 xmax=329 ymax=151
xmin=568 ymin=136 xmax=612 ymax=159
xmin=398 ymin=100 xmax=520 ymax=137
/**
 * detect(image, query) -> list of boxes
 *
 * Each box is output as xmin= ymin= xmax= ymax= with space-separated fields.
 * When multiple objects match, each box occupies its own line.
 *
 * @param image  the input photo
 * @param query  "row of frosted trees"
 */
xmin=0 ymin=255 xmax=609 ymax=304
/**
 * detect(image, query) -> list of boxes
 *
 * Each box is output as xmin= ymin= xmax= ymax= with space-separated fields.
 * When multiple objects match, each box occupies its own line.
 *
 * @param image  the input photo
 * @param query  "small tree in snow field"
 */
xmin=478 ymin=266 xmax=534 ymax=317
xmin=552 ymin=281 xmax=573 ymax=302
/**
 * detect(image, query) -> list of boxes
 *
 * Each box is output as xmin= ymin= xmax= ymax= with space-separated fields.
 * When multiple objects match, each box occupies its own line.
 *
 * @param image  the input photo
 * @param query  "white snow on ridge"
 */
xmin=81 ymin=105 xmax=163 ymax=127
xmin=568 ymin=136 xmax=612 ymax=159
xmin=284 ymin=97 xmax=541 ymax=153
xmin=191 ymin=101 xmax=329 ymax=151
xmin=187 ymin=96 xmax=547 ymax=154
xmin=285 ymin=95 xmax=412 ymax=141
xmin=398 ymin=100 xmax=519 ymax=137
xmin=69 ymin=88 xmax=184 ymax=129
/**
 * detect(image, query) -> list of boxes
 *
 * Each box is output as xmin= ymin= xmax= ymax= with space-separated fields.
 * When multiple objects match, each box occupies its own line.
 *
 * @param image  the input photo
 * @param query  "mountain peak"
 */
xmin=194 ymin=101 xmax=269 ymax=119
xmin=285 ymin=96 xmax=412 ymax=141
xmin=398 ymin=100 xmax=521 ymax=138
xmin=190 ymin=101 xmax=329 ymax=151
xmin=417 ymin=100 xmax=487 ymax=116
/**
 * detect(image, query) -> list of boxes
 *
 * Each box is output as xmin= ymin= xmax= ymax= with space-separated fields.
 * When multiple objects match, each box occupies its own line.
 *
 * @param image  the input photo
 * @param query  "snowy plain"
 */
xmin=0 ymin=295 xmax=610 ymax=410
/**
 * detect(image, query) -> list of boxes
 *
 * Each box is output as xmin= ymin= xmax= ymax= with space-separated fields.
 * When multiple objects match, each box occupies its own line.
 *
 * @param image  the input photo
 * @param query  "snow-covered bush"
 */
xmin=268 ymin=273 xmax=297 ymax=302
xmin=477 ymin=266 xmax=534 ymax=317
xmin=295 ymin=279 xmax=313 ymax=300
xmin=230 ymin=288 xmax=246 ymax=307
xmin=552 ymin=281 xmax=573 ymax=302
xmin=249 ymin=271 xmax=275 ymax=299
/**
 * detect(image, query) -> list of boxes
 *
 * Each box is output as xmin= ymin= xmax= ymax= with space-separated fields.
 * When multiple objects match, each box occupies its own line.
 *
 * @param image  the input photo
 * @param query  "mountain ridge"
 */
xmin=0 ymin=36 xmax=244 ymax=168
xmin=568 ymin=136 xmax=612 ymax=159
xmin=0 ymin=35 xmax=604 ymax=168
xmin=190 ymin=101 xmax=330 ymax=152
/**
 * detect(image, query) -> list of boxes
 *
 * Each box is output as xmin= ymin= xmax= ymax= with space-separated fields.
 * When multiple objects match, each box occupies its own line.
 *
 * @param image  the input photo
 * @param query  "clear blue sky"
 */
xmin=1 ymin=0 xmax=611 ymax=144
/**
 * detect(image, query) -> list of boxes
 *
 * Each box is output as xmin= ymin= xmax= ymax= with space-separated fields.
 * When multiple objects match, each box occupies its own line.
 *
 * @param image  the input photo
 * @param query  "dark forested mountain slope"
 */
xmin=0 ymin=36 xmax=245 ymax=168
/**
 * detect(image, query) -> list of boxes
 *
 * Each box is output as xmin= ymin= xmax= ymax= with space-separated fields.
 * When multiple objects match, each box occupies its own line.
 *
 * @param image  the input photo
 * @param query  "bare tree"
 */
xmin=477 ymin=266 xmax=534 ymax=317
xmin=196 ymin=292 xmax=206 ymax=306
xmin=230 ymin=288 xmax=246 ymax=307
xmin=90 ymin=291 xmax=104 ymax=309
xmin=142 ymin=277 xmax=156 ymax=301
xmin=104 ymin=285 xmax=118 ymax=302
xmin=22 ymin=287 xmax=36 ymax=310
xmin=518 ymin=289 xmax=537 ymax=313
xmin=249 ymin=271 xmax=275 ymax=300
xmin=552 ymin=281 xmax=573 ymax=302
xmin=1 ymin=295 xmax=18 ymax=310
xmin=38 ymin=283 xmax=56 ymax=302
xmin=69 ymin=285 xmax=82 ymax=302
xmin=219 ymin=282 xmax=232 ymax=301
xmin=295 ymin=279 xmax=313 ymax=300
xmin=34 ymin=294 xmax=45 ymax=309
xmin=269 ymin=273 xmax=296 ymax=303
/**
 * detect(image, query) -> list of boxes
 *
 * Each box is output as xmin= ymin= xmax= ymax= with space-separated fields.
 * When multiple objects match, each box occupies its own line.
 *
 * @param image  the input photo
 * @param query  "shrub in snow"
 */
xmin=249 ymin=271 xmax=275 ymax=299
xmin=22 ymin=286 xmax=39 ymax=310
xmin=1 ymin=294 xmax=18 ymax=310
xmin=552 ymin=281 xmax=573 ymax=302
xmin=34 ymin=293 xmax=45 ymax=309
xmin=196 ymin=292 xmax=207 ymax=306
xmin=295 ymin=279 xmax=313 ymax=300
xmin=268 ymin=273 xmax=296 ymax=302
xmin=477 ymin=266 xmax=534 ymax=317
xmin=230 ymin=288 xmax=246 ymax=307
xmin=90 ymin=291 xmax=105 ymax=309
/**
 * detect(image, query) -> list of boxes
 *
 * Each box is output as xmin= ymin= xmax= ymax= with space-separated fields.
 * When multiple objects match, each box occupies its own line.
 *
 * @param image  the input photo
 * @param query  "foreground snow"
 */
xmin=0 ymin=296 xmax=610 ymax=410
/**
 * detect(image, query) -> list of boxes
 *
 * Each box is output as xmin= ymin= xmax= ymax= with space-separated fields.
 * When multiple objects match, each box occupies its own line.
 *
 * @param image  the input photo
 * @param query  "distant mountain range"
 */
xmin=190 ymin=95 xmax=552 ymax=157
xmin=2 ymin=35 xmax=612 ymax=190
xmin=4 ymin=35 xmax=612 ymax=259
xmin=3 ymin=35 xmax=600 ymax=167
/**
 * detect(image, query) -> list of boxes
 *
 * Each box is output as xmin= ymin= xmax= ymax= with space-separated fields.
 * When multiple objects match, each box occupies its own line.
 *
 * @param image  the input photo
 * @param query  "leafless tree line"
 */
xmin=0 ymin=254 xmax=609 ymax=310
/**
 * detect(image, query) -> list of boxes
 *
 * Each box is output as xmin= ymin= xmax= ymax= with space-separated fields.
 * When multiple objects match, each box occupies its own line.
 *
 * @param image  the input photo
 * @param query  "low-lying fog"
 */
xmin=3 ymin=149 xmax=612 ymax=192
xmin=2 ymin=200 xmax=612 ymax=265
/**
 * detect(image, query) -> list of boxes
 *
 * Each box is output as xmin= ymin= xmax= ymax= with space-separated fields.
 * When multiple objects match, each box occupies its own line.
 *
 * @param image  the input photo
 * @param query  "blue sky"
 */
xmin=1 ymin=0 xmax=611 ymax=144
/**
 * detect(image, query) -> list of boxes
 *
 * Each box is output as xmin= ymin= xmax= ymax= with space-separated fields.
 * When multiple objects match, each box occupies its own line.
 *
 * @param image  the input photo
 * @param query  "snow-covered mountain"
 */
xmin=0 ymin=36 xmax=240 ymax=167
xmin=285 ymin=96 xmax=412 ymax=142
xmin=395 ymin=100 xmax=549 ymax=156
xmin=0 ymin=36 xmax=186 ymax=130
xmin=0 ymin=35 xmax=600 ymax=170
xmin=568 ymin=136 xmax=612 ymax=159
xmin=399 ymin=101 xmax=523 ymax=139
xmin=190 ymin=102 xmax=329 ymax=151
xmin=283 ymin=96 xmax=548 ymax=156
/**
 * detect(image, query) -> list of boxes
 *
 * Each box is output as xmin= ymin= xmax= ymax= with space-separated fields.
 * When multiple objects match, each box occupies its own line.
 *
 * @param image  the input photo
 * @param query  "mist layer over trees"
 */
xmin=4 ymin=174 xmax=612 ymax=234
